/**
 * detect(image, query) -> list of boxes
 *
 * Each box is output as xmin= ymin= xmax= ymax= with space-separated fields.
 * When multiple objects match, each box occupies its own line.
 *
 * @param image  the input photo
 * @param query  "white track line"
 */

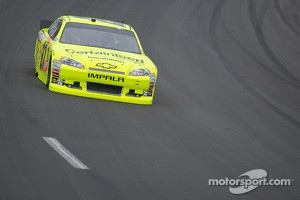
xmin=43 ymin=137 xmax=89 ymax=170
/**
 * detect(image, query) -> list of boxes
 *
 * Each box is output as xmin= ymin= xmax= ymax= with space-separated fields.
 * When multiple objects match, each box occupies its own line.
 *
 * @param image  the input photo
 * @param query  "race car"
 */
xmin=34 ymin=15 xmax=157 ymax=105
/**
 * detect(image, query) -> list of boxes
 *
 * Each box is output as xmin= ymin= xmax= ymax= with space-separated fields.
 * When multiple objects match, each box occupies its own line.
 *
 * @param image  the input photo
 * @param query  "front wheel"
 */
xmin=46 ymin=59 xmax=52 ymax=87
xmin=35 ymin=69 xmax=38 ymax=78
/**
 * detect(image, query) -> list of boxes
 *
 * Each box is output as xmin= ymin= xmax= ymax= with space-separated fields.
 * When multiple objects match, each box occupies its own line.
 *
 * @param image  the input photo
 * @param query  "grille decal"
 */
xmin=88 ymin=67 xmax=125 ymax=75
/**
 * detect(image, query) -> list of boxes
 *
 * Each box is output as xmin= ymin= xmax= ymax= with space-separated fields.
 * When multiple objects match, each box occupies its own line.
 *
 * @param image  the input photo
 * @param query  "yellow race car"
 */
xmin=34 ymin=16 xmax=157 ymax=105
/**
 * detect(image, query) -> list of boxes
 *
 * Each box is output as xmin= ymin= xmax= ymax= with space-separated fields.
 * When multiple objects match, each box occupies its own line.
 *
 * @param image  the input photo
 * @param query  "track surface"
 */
xmin=1 ymin=0 xmax=300 ymax=199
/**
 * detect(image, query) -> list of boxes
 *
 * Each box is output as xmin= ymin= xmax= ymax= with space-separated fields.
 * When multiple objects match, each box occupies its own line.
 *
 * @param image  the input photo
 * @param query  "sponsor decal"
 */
xmin=88 ymin=73 xmax=124 ymax=82
xmin=65 ymin=49 xmax=144 ymax=64
xmin=148 ymin=73 xmax=156 ymax=90
xmin=88 ymin=56 xmax=125 ymax=64
xmin=52 ymin=60 xmax=63 ymax=84
xmin=143 ymin=90 xmax=153 ymax=97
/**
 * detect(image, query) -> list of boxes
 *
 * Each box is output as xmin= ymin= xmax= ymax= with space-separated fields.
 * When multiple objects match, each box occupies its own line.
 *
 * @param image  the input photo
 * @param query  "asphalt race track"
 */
xmin=0 ymin=0 xmax=299 ymax=199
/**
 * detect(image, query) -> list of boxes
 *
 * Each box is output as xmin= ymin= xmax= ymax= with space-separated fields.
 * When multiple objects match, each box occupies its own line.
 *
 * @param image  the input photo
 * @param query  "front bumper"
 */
xmin=49 ymin=64 xmax=156 ymax=105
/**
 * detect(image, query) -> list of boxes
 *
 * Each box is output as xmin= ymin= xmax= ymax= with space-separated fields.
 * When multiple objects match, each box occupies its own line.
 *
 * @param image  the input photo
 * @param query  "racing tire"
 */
xmin=46 ymin=58 xmax=52 ymax=88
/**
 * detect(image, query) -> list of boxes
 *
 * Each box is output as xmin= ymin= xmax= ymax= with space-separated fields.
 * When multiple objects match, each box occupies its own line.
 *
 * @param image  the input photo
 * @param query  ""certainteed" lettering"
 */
xmin=65 ymin=49 xmax=144 ymax=64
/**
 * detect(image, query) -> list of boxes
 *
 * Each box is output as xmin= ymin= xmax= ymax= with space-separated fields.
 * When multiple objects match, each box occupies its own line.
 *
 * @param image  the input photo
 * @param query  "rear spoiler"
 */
xmin=40 ymin=20 xmax=54 ymax=29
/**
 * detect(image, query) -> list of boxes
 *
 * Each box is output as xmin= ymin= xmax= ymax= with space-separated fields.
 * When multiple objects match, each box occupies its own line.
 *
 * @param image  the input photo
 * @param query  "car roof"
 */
xmin=62 ymin=15 xmax=132 ymax=30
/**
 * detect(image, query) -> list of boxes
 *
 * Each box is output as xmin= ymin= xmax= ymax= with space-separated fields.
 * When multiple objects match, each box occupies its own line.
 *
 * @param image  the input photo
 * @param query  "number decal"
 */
xmin=40 ymin=42 xmax=50 ymax=73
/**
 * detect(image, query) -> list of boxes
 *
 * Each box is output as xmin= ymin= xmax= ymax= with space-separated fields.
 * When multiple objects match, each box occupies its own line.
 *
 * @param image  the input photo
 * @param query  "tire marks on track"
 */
xmin=274 ymin=0 xmax=300 ymax=37
xmin=248 ymin=0 xmax=300 ymax=87
xmin=209 ymin=0 xmax=300 ymax=129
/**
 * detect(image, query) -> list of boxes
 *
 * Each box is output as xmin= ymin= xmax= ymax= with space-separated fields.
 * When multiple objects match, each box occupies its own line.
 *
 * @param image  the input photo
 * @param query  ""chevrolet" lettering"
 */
xmin=88 ymin=73 xmax=124 ymax=82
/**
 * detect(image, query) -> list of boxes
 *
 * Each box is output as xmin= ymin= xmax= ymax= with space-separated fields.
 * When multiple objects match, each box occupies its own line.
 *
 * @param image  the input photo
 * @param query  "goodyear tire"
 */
xmin=46 ymin=58 xmax=52 ymax=87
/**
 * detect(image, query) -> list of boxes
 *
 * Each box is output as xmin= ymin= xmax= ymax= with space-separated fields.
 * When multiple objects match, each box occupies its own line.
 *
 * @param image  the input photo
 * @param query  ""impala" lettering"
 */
xmin=88 ymin=73 xmax=124 ymax=82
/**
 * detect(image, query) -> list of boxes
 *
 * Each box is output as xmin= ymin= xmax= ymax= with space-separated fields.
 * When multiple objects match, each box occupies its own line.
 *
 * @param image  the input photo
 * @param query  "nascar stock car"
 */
xmin=34 ymin=15 xmax=157 ymax=105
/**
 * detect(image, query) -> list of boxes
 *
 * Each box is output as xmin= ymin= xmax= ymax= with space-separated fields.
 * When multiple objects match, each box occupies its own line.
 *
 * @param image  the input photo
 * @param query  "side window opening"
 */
xmin=48 ymin=19 xmax=62 ymax=40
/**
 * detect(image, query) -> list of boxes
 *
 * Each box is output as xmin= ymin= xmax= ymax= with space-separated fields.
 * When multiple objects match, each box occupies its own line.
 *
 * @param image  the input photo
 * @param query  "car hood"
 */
xmin=52 ymin=44 xmax=156 ymax=74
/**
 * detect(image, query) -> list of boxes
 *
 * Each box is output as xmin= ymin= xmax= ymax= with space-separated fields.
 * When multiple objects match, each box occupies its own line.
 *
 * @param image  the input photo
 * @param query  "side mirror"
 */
xmin=40 ymin=20 xmax=54 ymax=29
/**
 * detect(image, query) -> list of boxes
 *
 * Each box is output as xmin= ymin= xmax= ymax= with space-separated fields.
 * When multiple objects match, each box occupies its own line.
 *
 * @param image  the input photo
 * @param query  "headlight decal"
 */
xmin=60 ymin=57 xmax=85 ymax=69
xmin=38 ymin=31 xmax=46 ymax=42
xmin=129 ymin=68 xmax=150 ymax=76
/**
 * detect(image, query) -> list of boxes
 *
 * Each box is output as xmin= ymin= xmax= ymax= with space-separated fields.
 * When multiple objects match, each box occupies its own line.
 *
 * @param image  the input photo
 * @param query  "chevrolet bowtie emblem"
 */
xmin=96 ymin=63 xmax=118 ymax=69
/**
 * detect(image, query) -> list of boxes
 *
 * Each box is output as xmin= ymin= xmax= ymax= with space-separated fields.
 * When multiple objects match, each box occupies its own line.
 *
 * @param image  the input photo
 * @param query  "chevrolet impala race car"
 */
xmin=34 ymin=16 xmax=157 ymax=105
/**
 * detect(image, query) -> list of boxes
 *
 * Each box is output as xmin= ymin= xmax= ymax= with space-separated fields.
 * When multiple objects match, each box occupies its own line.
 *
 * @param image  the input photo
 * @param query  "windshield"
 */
xmin=60 ymin=22 xmax=141 ymax=54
